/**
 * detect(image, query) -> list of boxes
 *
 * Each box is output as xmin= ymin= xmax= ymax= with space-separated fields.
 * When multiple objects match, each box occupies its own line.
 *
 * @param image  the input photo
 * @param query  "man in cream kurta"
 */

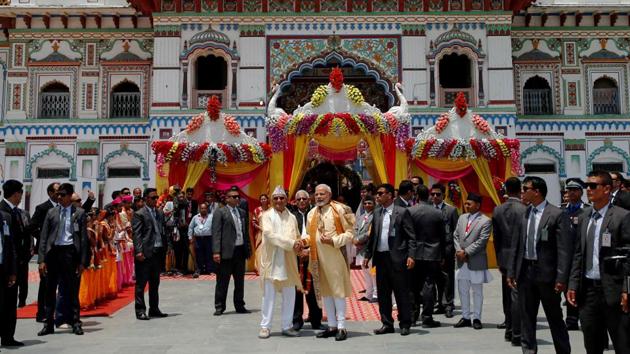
xmin=258 ymin=186 xmax=303 ymax=339
xmin=303 ymin=184 xmax=355 ymax=341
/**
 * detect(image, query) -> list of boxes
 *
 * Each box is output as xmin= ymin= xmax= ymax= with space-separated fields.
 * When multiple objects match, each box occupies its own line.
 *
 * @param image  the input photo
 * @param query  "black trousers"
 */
xmin=134 ymin=247 xmax=164 ymax=314
xmin=214 ymin=246 xmax=246 ymax=312
xmin=518 ymin=261 xmax=570 ymax=354
xmin=579 ymin=281 xmax=630 ymax=354
xmin=194 ymin=237 xmax=216 ymax=274
xmin=44 ymin=245 xmax=81 ymax=326
xmin=37 ymin=275 xmax=47 ymax=320
xmin=564 ymin=290 xmax=579 ymax=326
xmin=174 ymin=229 xmax=189 ymax=273
xmin=410 ymin=260 xmax=440 ymax=322
xmin=16 ymin=261 xmax=28 ymax=305
xmin=436 ymin=255 xmax=455 ymax=309
xmin=293 ymin=257 xmax=321 ymax=329
xmin=375 ymin=251 xmax=412 ymax=329
xmin=0 ymin=264 xmax=17 ymax=342
xmin=501 ymin=273 xmax=521 ymax=340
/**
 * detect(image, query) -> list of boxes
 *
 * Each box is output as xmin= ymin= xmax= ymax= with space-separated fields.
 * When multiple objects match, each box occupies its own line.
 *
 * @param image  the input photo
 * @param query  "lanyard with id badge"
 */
xmin=602 ymin=229 xmax=612 ymax=248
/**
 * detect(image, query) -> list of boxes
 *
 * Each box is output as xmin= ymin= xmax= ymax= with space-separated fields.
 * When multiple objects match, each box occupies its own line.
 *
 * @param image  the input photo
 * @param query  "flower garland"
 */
xmin=435 ymin=113 xmax=450 ymax=134
xmin=310 ymin=85 xmax=328 ymax=108
xmin=266 ymin=112 xmax=410 ymax=153
xmin=223 ymin=115 xmax=241 ymax=136
xmin=330 ymin=67 xmax=344 ymax=92
xmin=151 ymin=141 xmax=272 ymax=166
xmin=471 ymin=114 xmax=491 ymax=134
xmin=186 ymin=113 xmax=205 ymax=133
xmin=346 ymin=84 xmax=365 ymax=105
xmin=207 ymin=95 xmax=221 ymax=121
xmin=408 ymin=137 xmax=521 ymax=174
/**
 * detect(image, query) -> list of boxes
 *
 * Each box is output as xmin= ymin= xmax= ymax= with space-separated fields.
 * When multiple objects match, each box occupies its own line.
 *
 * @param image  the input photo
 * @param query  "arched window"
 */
xmin=39 ymin=82 xmax=70 ymax=118
xmin=111 ymin=80 xmax=141 ymax=118
xmin=523 ymin=76 xmax=552 ymax=115
xmin=593 ymin=77 xmax=620 ymax=114
xmin=438 ymin=53 xmax=473 ymax=106
xmin=194 ymin=54 xmax=228 ymax=108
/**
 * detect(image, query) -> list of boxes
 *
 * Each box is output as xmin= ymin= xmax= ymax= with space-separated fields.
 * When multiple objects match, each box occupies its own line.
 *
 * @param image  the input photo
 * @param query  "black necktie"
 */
xmin=586 ymin=211 xmax=602 ymax=273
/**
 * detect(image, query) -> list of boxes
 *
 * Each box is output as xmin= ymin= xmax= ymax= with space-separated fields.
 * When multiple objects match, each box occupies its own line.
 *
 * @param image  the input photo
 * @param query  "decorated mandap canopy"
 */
xmin=151 ymin=96 xmax=272 ymax=200
xmin=407 ymin=93 xmax=521 ymax=214
xmin=266 ymin=68 xmax=411 ymax=196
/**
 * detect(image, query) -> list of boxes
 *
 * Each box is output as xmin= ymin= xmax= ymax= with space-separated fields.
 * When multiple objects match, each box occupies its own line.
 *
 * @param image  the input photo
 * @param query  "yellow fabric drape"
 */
xmin=287 ymin=135 xmax=310 ymax=197
xmin=470 ymin=159 xmax=501 ymax=207
xmin=394 ymin=150 xmax=408 ymax=188
xmin=420 ymin=158 xmax=472 ymax=172
xmin=182 ymin=161 xmax=208 ymax=191
xmin=216 ymin=162 xmax=262 ymax=175
xmin=316 ymin=134 xmax=360 ymax=151
xmin=156 ymin=163 xmax=170 ymax=195
xmin=364 ymin=134 xmax=388 ymax=185
xmin=269 ymin=152 xmax=284 ymax=192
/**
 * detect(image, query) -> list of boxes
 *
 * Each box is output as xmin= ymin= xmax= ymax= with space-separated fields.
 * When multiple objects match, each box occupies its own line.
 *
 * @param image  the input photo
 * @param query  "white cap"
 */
xmin=272 ymin=185 xmax=287 ymax=197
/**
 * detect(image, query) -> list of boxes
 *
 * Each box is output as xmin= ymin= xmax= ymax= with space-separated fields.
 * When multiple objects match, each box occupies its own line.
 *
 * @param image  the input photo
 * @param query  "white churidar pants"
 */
xmin=361 ymin=260 xmax=377 ymax=300
xmin=260 ymin=280 xmax=296 ymax=331
xmin=323 ymin=296 xmax=347 ymax=329
xmin=458 ymin=279 xmax=484 ymax=321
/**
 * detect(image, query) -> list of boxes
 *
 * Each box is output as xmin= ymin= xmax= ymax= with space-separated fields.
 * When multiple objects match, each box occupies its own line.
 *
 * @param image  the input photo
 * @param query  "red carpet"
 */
xmin=17 ymin=286 xmax=136 ymax=319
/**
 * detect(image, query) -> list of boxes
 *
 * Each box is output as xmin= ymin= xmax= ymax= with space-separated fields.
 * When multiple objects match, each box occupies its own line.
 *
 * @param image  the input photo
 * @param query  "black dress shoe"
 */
xmin=358 ymin=296 xmax=370 ymax=301
xmin=148 ymin=310 xmax=168 ymax=318
xmin=37 ymin=325 xmax=54 ymax=336
xmin=454 ymin=318 xmax=471 ymax=328
xmin=473 ymin=319 xmax=483 ymax=330
xmin=213 ymin=309 xmax=224 ymax=316
xmin=434 ymin=305 xmax=446 ymax=315
xmin=504 ymin=331 xmax=513 ymax=342
xmin=72 ymin=324 xmax=84 ymax=335
xmin=373 ymin=326 xmax=395 ymax=335
xmin=136 ymin=313 xmax=149 ymax=320
xmin=235 ymin=308 xmax=251 ymax=314
xmin=316 ymin=328 xmax=338 ymax=338
xmin=497 ymin=322 xmax=507 ymax=329
xmin=422 ymin=319 xmax=441 ymax=328
xmin=18 ymin=300 xmax=26 ymax=308
xmin=400 ymin=327 xmax=411 ymax=336
xmin=2 ymin=339 xmax=25 ymax=346
xmin=445 ymin=308 xmax=454 ymax=318
xmin=511 ymin=337 xmax=521 ymax=346
xmin=335 ymin=329 xmax=347 ymax=341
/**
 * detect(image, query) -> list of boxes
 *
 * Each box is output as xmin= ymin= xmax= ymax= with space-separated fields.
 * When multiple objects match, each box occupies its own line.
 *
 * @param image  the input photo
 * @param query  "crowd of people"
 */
xmin=0 ymin=170 xmax=628 ymax=353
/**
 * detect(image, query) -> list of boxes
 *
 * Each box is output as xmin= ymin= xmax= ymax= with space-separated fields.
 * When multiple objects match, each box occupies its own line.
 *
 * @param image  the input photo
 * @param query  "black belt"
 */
xmin=584 ymin=278 xmax=603 ymax=288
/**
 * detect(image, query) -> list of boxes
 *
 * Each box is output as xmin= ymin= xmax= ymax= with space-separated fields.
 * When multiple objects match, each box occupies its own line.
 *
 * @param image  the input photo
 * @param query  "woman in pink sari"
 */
xmin=251 ymin=194 xmax=270 ymax=274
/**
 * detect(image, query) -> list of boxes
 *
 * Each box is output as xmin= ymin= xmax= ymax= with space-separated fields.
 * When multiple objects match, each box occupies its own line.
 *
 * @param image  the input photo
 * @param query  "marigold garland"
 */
xmin=186 ymin=113 xmax=205 ymax=133
xmin=223 ymin=115 xmax=241 ymax=136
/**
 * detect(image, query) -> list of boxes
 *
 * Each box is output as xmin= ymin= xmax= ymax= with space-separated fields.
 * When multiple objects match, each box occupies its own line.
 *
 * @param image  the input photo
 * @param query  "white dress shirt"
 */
xmin=229 ymin=206 xmax=244 ymax=246
xmin=586 ymin=204 xmax=610 ymax=280
xmin=377 ymin=204 xmax=394 ymax=252
xmin=525 ymin=200 xmax=547 ymax=260
xmin=54 ymin=206 xmax=74 ymax=246
xmin=188 ymin=214 xmax=213 ymax=240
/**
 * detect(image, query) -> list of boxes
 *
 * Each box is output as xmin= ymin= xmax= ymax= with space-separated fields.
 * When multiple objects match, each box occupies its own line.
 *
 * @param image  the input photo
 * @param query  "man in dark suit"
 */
xmin=562 ymin=178 xmax=590 ymax=331
xmin=0 ymin=180 xmax=30 ymax=346
xmin=291 ymin=189 xmax=321 ymax=330
xmin=363 ymin=183 xmax=415 ymax=336
xmin=507 ymin=176 xmax=572 ymax=354
xmin=0 ymin=196 xmax=17 ymax=346
xmin=403 ymin=184 xmax=445 ymax=328
xmin=492 ymin=177 xmax=526 ymax=345
xmin=31 ymin=182 xmax=60 ymax=322
xmin=132 ymin=188 xmax=171 ymax=320
xmin=609 ymin=171 xmax=630 ymax=210
xmin=37 ymin=183 xmax=89 ymax=336
xmin=212 ymin=186 xmax=251 ymax=316
xmin=567 ymin=170 xmax=630 ymax=354
xmin=431 ymin=183 xmax=459 ymax=318
xmin=394 ymin=180 xmax=414 ymax=208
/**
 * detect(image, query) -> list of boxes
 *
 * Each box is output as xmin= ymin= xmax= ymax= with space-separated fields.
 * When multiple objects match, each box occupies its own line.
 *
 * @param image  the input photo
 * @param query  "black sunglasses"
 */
xmin=273 ymin=196 xmax=285 ymax=201
xmin=227 ymin=195 xmax=240 ymax=199
xmin=522 ymin=186 xmax=534 ymax=192
xmin=431 ymin=192 xmax=442 ymax=196
xmin=296 ymin=197 xmax=308 ymax=201
xmin=585 ymin=182 xmax=605 ymax=190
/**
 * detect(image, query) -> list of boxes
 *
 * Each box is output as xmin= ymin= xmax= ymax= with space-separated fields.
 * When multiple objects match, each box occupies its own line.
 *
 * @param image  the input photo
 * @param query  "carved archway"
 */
xmin=587 ymin=143 xmax=630 ymax=175
xmin=25 ymin=147 xmax=76 ymax=181
xmin=98 ymin=147 xmax=149 ymax=181
xmin=521 ymin=143 xmax=566 ymax=177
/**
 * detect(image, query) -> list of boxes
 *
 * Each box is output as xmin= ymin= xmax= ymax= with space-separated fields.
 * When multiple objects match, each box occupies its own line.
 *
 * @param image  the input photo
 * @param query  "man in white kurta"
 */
xmin=303 ymin=184 xmax=355 ymax=341
xmin=258 ymin=186 xmax=303 ymax=339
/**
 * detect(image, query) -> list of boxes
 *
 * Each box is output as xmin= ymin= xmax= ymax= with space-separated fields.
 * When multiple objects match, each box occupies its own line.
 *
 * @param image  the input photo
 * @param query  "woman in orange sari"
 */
xmin=252 ymin=194 xmax=269 ymax=274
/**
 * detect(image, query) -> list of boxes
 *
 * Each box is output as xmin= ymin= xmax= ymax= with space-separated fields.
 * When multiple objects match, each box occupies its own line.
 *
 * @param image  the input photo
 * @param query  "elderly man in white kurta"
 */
xmin=257 ymin=186 xmax=303 ymax=339
xmin=302 ymin=184 xmax=355 ymax=341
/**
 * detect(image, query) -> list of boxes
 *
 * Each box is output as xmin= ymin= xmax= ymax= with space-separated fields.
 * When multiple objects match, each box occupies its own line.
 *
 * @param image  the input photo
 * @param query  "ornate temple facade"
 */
xmin=0 ymin=0 xmax=628 ymax=210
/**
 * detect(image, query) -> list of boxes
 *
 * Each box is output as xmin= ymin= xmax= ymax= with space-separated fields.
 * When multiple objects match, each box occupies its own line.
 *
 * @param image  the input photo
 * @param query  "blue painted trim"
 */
xmin=98 ymin=147 xmax=150 ymax=181
xmin=587 ymin=144 xmax=630 ymax=176
xmin=521 ymin=144 xmax=566 ymax=177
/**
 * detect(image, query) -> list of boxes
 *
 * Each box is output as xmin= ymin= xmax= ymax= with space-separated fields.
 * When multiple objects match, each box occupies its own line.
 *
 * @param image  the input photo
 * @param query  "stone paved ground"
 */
xmin=9 ymin=264 xmax=587 ymax=354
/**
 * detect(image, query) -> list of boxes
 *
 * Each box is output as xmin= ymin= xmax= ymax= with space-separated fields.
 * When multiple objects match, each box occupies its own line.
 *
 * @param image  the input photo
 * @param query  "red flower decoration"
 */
xmin=454 ymin=92 xmax=468 ymax=117
xmin=329 ymin=67 xmax=344 ymax=93
xmin=186 ymin=113 xmax=205 ymax=133
xmin=224 ymin=115 xmax=241 ymax=136
xmin=207 ymin=95 xmax=221 ymax=121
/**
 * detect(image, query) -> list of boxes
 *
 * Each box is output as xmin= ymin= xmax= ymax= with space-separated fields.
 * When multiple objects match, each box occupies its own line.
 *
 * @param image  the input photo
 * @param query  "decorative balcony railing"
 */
xmin=523 ymin=89 xmax=552 ymax=115
xmin=39 ymin=93 xmax=70 ymax=118
xmin=593 ymin=88 xmax=620 ymax=115
xmin=111 ymin=92 xmax=141 ymax=118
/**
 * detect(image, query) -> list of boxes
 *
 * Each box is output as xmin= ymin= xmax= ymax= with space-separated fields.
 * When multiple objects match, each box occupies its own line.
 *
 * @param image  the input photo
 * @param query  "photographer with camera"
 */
xmin=567 ymin=170 xmax=630 ymax=354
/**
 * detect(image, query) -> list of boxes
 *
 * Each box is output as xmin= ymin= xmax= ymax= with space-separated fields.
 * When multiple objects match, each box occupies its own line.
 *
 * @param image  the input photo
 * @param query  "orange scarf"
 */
xmin=307 ymin=202 xmax=345 ymax=307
